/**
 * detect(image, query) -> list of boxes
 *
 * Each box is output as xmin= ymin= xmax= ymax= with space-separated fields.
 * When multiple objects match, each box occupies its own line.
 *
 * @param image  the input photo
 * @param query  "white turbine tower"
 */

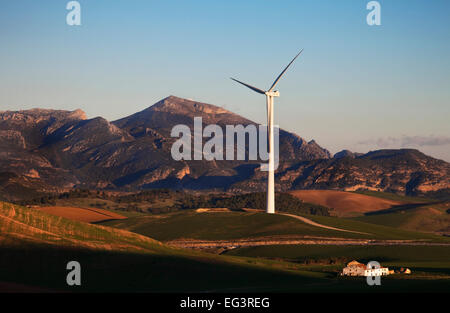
xmin=231 ymin=49 xmax=303 ymax=214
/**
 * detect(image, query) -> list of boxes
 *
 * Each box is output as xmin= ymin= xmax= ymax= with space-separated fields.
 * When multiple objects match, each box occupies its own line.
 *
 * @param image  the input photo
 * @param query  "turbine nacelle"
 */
xmin=265 ymin=90 xmax=279 ymax=97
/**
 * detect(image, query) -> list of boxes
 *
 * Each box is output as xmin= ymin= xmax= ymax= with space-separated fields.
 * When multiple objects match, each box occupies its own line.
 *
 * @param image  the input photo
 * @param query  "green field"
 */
xmin=347 ymin=191 xmax=450 ymax=234
xmin=226 ymin=245 xmax=450 ymax=288
xmin=226 ymin=245 xmax=450 ymax=267
xmin=59 ymin=192 xmax=450 ymax=236
xmin=353 ymin=202 xmax=450 ymax=234
xmin=0 ymin=202 xmax=331 ymax=292
xmin=102 ymin=210 xmax=450 ymax=242
xmin=2 ymin=202 xmax=450 ymax=292
xmin=301 ymin=213 xmax=450 ymax=242
xmin=102 ymin=210 xmax=358 ymax=240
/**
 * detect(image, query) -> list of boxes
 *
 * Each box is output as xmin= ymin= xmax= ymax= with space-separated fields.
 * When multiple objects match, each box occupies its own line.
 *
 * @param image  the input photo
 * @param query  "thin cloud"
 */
xmin=357 ymin=135 xmax=450 ymax=147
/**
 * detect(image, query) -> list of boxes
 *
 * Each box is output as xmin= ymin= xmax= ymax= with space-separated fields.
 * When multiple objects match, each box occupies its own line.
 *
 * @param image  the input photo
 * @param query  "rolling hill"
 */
xmin=0 ymin=201 xmax=162 ymax=251
xmin=0 ymin=201 xmax=333 ymax=292
xmin=289 ymin=190 xmax=403 ymax=217
xmin=354 ymin=201 xmax=450 ymax=235
xmin=101 ymin=209 xmax=450 ymax=243
xmin=2 ymin=201 xmax=450 ymax=292
xmin=288 ymin=190 xmax=450 ymax=235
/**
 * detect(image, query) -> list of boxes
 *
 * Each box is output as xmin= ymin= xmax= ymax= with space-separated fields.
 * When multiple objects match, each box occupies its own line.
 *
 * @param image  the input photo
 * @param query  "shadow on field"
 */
xmin=1 ymin=244 xmax=449 ymax=293
xmin=0 ymin=244 xmax=322 ymax=293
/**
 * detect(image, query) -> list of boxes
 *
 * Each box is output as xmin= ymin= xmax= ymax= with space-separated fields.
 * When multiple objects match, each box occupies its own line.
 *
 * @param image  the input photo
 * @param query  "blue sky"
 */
xmin=0 ymin=0 xmax=449 ymax=161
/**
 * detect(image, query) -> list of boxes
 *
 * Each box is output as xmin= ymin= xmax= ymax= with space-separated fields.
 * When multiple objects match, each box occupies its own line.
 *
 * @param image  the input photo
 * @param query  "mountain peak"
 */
xmin=334 ymin=150 xmax=355 ymax=159
xmin=113 ymin=95 xmax=245 ymax=132
xmin=68 ymin=109 xmax=87 ymax=120
xmin=151 ymin=95 xmax=231 ymax=115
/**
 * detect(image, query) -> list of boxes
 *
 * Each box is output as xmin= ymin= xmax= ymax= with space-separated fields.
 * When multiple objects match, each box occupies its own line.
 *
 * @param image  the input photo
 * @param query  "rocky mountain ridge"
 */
xmin=0 ymin=96 xmax=448 ymax=200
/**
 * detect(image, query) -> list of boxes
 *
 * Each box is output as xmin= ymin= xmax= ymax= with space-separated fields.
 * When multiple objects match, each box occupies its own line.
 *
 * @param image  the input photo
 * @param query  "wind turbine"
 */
xmin=231 ymin=49 xmax=303 ymax=214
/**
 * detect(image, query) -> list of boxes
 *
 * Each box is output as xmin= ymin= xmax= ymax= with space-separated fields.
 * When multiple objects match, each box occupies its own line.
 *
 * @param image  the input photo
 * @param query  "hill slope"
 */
xmin=289 ymin=190 xmax=403 ymax=217
xmin=0 ymin=202 xmax=333 ymax=292
xmin=2 ymin=202 xmax=450 ymax=292
xmin=101 ymin=210 xmax=450 ymax=243
xmin=354 ymin=201 xmax=450 ymax=235
xmin=0 ymin=201 xmax=162 ymax=251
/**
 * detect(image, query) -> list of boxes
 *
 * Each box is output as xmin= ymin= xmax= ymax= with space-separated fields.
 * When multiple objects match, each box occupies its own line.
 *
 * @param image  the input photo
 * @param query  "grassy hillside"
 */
xmin=0 ymin=201 xmax=165 ymax=252
xmin=45 ymin=191 xmax=450 ymax=236
xmin=0 ymin=201 xmax=333 ymax=292
xmin=301 ymin=213 xmax=450 ymax=242
xmin=102 ymin=210 xmax=450 ymax=242
xmin=227 ymin=245 xmax=450 ymax=263
xmin=102 ymin=210 xmax=358 ymax=241
xmin=1 ymin=202 xmax=450 ymax=292
xmin=354 ymin=202 xmax=450 ymax=234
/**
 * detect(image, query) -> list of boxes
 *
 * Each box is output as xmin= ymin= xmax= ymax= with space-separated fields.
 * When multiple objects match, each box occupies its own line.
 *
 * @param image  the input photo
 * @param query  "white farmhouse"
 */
xmin=341 ymin=260 xmax=390 ymax=277
xmin=364 ymin=267 xmax=389 ymax=277
xmin=341 ymin=260 xmax=366 ymax=276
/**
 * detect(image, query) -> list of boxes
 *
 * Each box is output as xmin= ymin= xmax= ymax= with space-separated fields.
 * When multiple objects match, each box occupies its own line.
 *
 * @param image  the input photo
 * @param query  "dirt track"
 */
xmin=279 ymin=213 xmax=370 ymax=235
xmin=166 ymin=209 xmax=449 ymax=249
xmin=242 ymin=208 xmax=369 ymax=235
xmin=166 ymin=236 xmax=450 ymax=249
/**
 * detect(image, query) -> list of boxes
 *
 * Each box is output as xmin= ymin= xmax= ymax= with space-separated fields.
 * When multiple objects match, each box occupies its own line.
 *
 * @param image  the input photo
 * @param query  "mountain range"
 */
xmin=0 ymin=96 xmax=449 ymax=200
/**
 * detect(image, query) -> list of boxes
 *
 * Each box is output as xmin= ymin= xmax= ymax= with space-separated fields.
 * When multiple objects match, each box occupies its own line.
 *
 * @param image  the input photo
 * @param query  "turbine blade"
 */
xmin=269 ymin=49 xmax=303 ymax=92
xmin=230 ymin=78 xmax=265 ymax=95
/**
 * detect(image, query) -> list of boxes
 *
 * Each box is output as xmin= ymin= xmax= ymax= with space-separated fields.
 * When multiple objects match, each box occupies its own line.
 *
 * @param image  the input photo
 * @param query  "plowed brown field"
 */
xmin=290 ymin=190 xmax=403 ymax=217
xmin=35 ymin=206 xmax=126 ymax=223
